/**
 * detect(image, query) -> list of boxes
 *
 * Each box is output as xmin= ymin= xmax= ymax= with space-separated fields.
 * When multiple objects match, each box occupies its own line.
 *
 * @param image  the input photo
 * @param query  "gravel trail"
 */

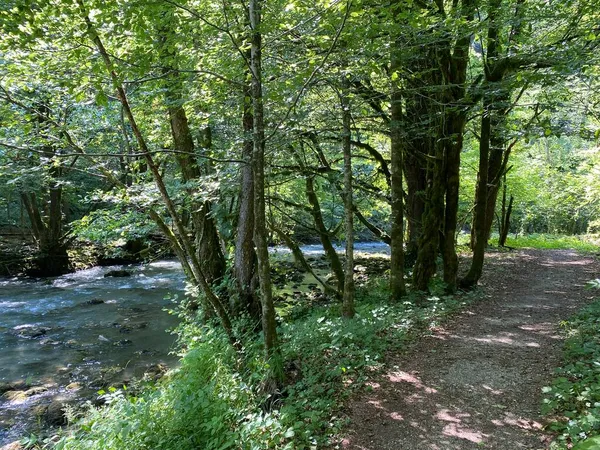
xmin=342 ymin=249 xmax=600 ymax=450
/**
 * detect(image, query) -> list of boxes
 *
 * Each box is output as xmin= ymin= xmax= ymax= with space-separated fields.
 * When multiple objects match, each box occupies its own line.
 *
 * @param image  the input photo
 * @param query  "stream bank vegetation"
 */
xmin=0 ymin=0 xmax=599 ymax=447
xmin=36 ymin=270 xmax=479 ymax=450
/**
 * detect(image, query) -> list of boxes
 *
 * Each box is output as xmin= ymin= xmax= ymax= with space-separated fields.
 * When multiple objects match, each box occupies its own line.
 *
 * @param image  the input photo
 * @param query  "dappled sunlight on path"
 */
xmin=342 ymin=249 xmax=600 ymax=449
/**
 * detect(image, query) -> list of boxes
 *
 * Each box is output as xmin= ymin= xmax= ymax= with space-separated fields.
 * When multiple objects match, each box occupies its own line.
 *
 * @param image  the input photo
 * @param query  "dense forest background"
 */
xmin=0 ymin=0 xmax=599 ymax=448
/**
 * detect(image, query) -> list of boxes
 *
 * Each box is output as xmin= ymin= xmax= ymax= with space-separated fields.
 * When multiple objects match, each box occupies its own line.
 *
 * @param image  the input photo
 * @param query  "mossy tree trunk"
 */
xmin=233 ymin=81 xmax=261 ymax=319
xmin=341 ymin=73 xmax=355 ymax=317
xmin=158 ymin=15 xmax=226 ymax=289
xmin=389 ymin=33 xmax=406 ymax=300
xmin=249 ymin=0 xmax=280 ymax=365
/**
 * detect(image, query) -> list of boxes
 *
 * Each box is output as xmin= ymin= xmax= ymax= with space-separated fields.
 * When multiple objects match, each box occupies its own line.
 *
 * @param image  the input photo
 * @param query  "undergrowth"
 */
xmin=505 ymin=234 xmax=599 ymax=252
xmin=455 ymin=232 xmax=599 ymax=252
xmin=35 ymin=277 xmax=477 ymax=450
xmin=543 ymin=296 xmax=600 ymax=449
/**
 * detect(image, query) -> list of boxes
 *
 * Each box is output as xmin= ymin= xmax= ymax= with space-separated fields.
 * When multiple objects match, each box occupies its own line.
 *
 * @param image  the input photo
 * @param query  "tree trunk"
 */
xmin=305 ymin=176 xmax=345 ymax=294
xmin=499 ymin=188 xmax=513 ymax=247
xmin=20 ymin=105 xmax=71 ymax=276
xmin=404 ymin=157 xmax=427 ymax=264
xmin=341 ymin=74 xmax=355 ymax=317
xmin=460 ymin=98 xmax=491 ymax=289
xmin=389 ymin=38 xmax=406 ymax=299
xmin=482 ymin=102 xmax=510 ymax=242
xmin=461 ymin=0 xmax=502 ymax=289
xmin=439 ymin=0 xmax=474 ymax=293
xmin=403 ymin=44 xmax=438 ymax=266
xmin=78 ymin=0 xmax=236 ymax=345
xmin=158 ymin=20 xmax=226 ymax=287
xmin=271 ymin=224 xmax=338 ymax=297
xmin=233 ymin=81 xmax=260 ymax=318
xmin=412 ymin=0 xmax=474 ymax=292
xmin=412 ymin=139 xmax=445 ymax=292
xmin=441 ymin=113 xmax=466 ymax=293
xmin=249 ymin=0 xmax=279 ymax=364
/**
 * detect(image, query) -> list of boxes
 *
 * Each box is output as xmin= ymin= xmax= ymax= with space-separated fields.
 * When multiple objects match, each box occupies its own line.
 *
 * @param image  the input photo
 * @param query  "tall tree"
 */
xmin=249 ymin=0 xmax=280 ymax=364
xmin=389 ymin=1 xmax=406 ymax=299
xmin=156 ymin=7 xmax=226 ymax=289
xmin=341 ymin=72 xmax=355 ymax=317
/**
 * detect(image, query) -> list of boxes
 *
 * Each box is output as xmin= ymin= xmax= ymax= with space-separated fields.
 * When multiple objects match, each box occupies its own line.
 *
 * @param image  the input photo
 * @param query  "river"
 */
xmin=0 ymin=260 xmax=185 ymax=445
xmin=0 ymin=242 xmax=390 ymax=445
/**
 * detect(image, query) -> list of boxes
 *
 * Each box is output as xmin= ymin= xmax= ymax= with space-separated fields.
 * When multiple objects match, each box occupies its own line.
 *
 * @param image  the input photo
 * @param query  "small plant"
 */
xmin=587 ymin=279 xmax=600 ymax=290
xmin=504 ymin=234 xmax=599 ymax=252
xmin=543 ymin=299 xmax=600 ymax=448
xmin=46 ymin=275 xmax=479 ymax=450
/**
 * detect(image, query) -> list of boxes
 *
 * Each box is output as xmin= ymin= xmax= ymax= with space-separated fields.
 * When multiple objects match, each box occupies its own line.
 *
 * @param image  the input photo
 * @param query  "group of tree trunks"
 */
xmin=6 ymin=0 xmax=587 ymax=369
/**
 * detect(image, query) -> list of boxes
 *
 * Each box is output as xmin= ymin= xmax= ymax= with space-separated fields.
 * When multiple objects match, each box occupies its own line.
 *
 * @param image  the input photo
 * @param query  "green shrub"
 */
xmin=53 ymin=325 xmax=292 ymax=450
xmin=505 ymin=234 xmax=599 ymax=252
xmin=47 ymin=277 xmax=477 ymax=450
xmin=543 ymin=299 xmax=600 ymax=448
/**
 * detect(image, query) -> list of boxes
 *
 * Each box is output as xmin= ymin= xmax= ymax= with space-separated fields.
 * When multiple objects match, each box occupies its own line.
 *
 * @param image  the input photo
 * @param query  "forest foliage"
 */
xmin=0 ymin=0 xmax=599 ymax=447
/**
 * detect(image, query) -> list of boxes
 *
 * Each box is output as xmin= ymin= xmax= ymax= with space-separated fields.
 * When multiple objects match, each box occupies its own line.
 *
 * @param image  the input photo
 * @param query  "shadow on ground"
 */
xmin=342 ymin=250 xmax=599 ymax=450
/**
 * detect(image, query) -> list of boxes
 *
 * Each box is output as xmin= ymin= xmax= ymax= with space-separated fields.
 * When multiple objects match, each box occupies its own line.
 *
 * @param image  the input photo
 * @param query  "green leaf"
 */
xmin=573 ymin=436 xmax=600 ymax=450
xmin=95 ymin=89 xmax=108 ymax=107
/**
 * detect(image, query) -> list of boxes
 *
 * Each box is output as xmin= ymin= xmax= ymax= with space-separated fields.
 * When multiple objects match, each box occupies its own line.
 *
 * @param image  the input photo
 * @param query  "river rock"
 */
xmin=86 ymin=298 xmax=105 ymax=305
xmin=104 ymin=270 xmax=132 ymax=278
xmin=47 ymin=400 xmax=69 ymax=426
xmin=143 ymin=363 xmax=168 ymax=381
xmin=13 ymin=324 xmax=52 ymax=339
xmin=0 ymin=380 xmax=29 ymax=394
xmin=0 ymin=441 xmax=23 ymax=450
xmin=33 ymin=400 xmax=69 ymax=426
xmin=66 ymin=382 xmax=82 ymax=391
xmin=25 ymin=385 xmax=49 ymax=396
xmin=113 ymin=339 xmax=132 ymax=347
xmin=117 ymin=321 xmax=148 ymax=333
xmin=2 ymin=390 xmax=28 ymax=402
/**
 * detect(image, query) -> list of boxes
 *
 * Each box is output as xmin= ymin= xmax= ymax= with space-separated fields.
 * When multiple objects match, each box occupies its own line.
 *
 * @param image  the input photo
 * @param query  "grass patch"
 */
xmin=543 ymin=297 xmax=600 ymax=448
xmin=456 ymin=232 xmax=599 ymax=252
xmin=37 ymin=277 xmax=478 ymax=450
xmin=505 ymin=234 xmax=599 ymax=252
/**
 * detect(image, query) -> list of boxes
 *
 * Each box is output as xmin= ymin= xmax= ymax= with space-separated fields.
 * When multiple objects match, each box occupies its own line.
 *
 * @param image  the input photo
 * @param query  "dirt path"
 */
xmin=341 ymin=249 xmax=600 ymax=450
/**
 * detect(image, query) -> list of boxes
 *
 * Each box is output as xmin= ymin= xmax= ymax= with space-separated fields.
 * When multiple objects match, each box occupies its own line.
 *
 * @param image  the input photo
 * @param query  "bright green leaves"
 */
xmin=95 ymin=89 xmax=109 ymax=107
xmin=543 ymin=300 xmax=600 ymax=447
xmin=574 ymin=436 xmax=600 ymax=450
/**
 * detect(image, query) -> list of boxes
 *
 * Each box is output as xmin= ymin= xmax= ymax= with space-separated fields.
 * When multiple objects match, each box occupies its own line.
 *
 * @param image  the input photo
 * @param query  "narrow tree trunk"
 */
xmin=249 ymin=0 xmax=279 ymax=363
xmin=354 ymin=207 xmax=391 ymax=244
xmin=461 ymin=99 xmax=491 ymax=288
xmin=389 ymin=39 xmax=406 ymax=299
xmin=461 ymin=0 xmax=500 ymax=289
xmin=271 ymin=224 xmax=338 ymax=297
xmin=441 ymin=114 xmax=466 ymax=293
xmin=234 ymin=82 xmax=260 ymax=318
xmin=341 ymin=74 xmax=355 ymax=317
xmin=21 ymin=192 xmax=44 ymax=241
xmin=305 ymin=176 xmax=345 ymax=293
xmin=404 ymin=159 xmax=427 ymax=263
xmin=482 ymin=106 xmax=510 ymax=242
xmin=499 ymin=193 xmax=513 ymax=247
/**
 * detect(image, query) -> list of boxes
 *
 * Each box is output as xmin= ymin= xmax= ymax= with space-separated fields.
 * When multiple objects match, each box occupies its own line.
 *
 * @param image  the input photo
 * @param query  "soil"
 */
xmin=341 ymin=249 xmax=600 ymax=450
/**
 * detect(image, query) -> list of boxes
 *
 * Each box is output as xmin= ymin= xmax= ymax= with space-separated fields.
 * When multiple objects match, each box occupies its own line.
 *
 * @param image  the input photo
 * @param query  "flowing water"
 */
xmin=0 ymin=260 xmax=185 ymax=445
xmin=0 ymin=242 xmax=390 ymax=445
